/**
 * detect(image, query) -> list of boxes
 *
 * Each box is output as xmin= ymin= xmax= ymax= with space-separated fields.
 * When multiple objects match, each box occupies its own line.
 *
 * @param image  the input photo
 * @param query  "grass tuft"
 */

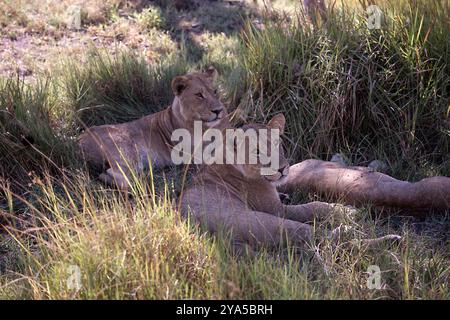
xmin=0 ymin=77 xmax=78 ymax=186
xmin=62 ymin=48 xmax=190 ymax=128
xmin=238 ymin=0 xmax=449 ymax=174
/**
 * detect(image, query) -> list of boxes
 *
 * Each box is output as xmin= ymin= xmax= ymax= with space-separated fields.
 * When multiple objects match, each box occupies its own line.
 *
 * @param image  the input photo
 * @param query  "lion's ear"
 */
xmin=203 ymin=66 xmax=218 ymax=83
xmin=267 ymin=114 xmax=286 ymax=134
xmin=172 ymin=76 xmax=189 ymax=96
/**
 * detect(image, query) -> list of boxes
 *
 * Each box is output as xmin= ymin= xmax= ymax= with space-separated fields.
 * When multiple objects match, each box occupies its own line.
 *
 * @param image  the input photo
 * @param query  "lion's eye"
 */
xmin=195 ymin=92 xmax=204 ymax=99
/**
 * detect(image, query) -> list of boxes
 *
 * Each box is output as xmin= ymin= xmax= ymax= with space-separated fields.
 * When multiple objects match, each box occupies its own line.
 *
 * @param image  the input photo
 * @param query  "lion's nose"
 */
xmin=211 ymin=108 xmax=223 ymax=117
xmin=278 ymin=165 xmax=289 ymax=176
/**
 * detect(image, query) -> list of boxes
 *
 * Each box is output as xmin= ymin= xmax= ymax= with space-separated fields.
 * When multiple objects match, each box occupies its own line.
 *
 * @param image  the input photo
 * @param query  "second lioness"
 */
xmin=180 ymin=114 xmax=337 ymax=249
xmin=79 ymin=68 xmax=229 ymax=189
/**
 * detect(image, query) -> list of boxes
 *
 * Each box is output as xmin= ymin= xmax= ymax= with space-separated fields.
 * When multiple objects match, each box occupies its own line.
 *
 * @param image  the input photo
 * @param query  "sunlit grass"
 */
xmin=0 ymin=169 xmax=448 ymax=299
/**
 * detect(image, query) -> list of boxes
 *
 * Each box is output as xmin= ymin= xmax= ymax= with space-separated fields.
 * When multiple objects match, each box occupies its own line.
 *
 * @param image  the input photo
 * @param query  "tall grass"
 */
xmin=1 ymin=157 xmax=449 ymax=300
xmin=0 ymin=172 xmax=220 ymax=299
xmin=1 ymin=171 xmax=448 ymax=299
xmin=0 ymin=77 xmax=78 ymax=187
xmin=63 ymin=48 xmax=190 ymax=128
xmin=238 ymin=0 xmax=449 ymax=172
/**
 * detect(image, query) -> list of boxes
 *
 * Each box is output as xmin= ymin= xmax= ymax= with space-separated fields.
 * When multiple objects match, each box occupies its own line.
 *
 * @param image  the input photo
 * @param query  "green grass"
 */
xmin=238 ymin=0 xmax=449 ymax=176
xmin=234 ymin=1 xmax=449 ymax=298
xmin=1 ymin=169 xmax=449 ymax=299
xmin=0 ymin=172 xmax=220 ymax=299
xmin=0 ymin=77 xmax=79 ymax=187
xmin=134 ymin=5 xmax=165 ymax=31
xmin=0 ymin=0 xmax=449 ymax=299
xmin=1 ymin=171 xmax=448 ymax=299
xmin=63 ymin=48 xmax=190 ymax=128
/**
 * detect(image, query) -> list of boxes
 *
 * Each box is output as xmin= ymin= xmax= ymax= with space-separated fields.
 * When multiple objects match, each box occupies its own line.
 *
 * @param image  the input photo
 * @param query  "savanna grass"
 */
xmin=0 ymin=77 xmax=78 ymax=187
xmin=1 ymin=171 xmax=448 ymax=299
xmin=238 ymin=0 xmax=449 ymax=176
xmin=63 ymin=48 xmax=190 ymax=128
xmin=0 ymin=172 xmax=219 ymax=299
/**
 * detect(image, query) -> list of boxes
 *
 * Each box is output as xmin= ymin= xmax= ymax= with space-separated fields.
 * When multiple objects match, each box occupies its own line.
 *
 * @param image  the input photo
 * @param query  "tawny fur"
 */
xmin=78 ymin=68 xmax=230 ymax=189
xmin=279 ymin=159 xmax=450 ymax=213
xmin=180 ymin=114 xmax=338 ymax=249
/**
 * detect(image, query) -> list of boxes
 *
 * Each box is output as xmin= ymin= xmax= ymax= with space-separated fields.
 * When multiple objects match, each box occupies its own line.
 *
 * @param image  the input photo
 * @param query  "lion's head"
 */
xmin=229 ymin=114 xmax=290 ymax=186
xmin=171 ymin=67 xmax=228 ymax=129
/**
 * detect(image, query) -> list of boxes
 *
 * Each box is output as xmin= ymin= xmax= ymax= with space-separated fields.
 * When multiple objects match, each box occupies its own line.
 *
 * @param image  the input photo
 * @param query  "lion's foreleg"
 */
xmin=282 ymin=201 xmax=356 ymax=223
xmin=204 ymin=209 xmax=314 ymax=248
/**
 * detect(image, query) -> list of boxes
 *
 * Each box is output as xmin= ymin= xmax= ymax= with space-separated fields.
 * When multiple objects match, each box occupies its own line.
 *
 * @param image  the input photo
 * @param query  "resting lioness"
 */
xmin=78 ymin=67 xmax=229 ymax=188
xmin=180 ymin=114 xmax=338 ymax=249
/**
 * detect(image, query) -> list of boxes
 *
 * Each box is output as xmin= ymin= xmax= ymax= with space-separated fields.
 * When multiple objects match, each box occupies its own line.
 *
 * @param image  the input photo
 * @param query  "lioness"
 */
xmin=79 ymin=67 xmax=229 ymax=189
xmin=180 ymin=114 xmax=337 ymax=249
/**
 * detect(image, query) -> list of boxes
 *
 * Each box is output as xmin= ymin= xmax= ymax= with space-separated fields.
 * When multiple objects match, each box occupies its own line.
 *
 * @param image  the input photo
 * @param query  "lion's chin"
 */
xmin=263 ymin=173 xmax=287 ymax=186
xmin=204 ymin=117 xmax=222 ymax=128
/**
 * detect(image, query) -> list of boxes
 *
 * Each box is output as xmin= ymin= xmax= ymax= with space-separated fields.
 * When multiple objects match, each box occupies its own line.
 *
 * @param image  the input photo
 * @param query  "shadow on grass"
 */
xmin=146 ymin=0 xmax=267 ymax=62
